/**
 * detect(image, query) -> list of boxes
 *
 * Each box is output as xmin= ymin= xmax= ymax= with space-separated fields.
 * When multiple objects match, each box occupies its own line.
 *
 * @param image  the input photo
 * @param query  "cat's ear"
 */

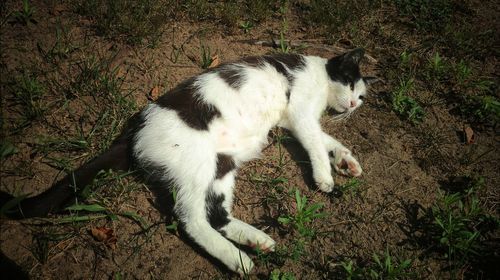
xmin=345 ymin=48 xmax=365 ymax=65
xmin=363 ymin=76 xmax=379 ymax=86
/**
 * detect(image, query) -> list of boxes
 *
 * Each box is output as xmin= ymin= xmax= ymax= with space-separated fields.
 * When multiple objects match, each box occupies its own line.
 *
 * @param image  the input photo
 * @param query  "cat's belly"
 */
xmin=210 ymin=118 xmax=271 ymax=163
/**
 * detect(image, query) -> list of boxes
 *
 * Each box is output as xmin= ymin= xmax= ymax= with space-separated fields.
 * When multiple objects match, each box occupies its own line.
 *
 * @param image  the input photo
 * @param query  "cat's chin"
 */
xmin=328 ymin=107 xmax=348 ymax=116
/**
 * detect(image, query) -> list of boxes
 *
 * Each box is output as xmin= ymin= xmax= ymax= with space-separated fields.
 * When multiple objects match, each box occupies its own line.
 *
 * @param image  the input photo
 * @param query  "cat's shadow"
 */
xmin=276 ymin=130 xmax=317 ymax=190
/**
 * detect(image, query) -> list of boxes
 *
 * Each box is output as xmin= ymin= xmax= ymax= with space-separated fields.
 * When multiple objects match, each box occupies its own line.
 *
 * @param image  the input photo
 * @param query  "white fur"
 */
xmin=132 ymin=55 xmax=368 ymax=273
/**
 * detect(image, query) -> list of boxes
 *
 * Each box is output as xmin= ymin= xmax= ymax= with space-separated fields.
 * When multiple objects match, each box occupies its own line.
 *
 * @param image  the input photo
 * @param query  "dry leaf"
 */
xmin=91 ymin=227 xmax=117 ymax=249
xmin=464 ymin=126 xmax=475 ymax=144
xmin=208 ymin=55 xmax=220 ymax=68
xmin=147 ymin=86 xmax=160 ymax=101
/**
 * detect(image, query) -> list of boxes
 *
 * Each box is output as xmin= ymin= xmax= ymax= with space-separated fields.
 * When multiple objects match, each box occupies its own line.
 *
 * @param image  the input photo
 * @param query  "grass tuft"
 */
xmin=73 ymin=0 xmax=170 ymax=46
xmin=391 ymin=78 xmax=425 ymax=124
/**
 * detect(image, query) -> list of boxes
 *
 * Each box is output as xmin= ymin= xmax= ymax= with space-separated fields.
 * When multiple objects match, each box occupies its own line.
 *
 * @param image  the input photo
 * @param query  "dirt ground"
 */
xmin=1 ymin=1 xmax=498 ymax=279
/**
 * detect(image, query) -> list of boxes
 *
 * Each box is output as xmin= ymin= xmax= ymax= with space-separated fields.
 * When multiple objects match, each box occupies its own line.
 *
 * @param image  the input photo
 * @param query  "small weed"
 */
xmin=341 ymin=260 xmax=363 ymax=280
xmin=9 ymin=73 xmax=46 ymax=128
xmin=199 ymin=44 xmax=213 ymax=69
xmin=399 ymin=51 xmax=412 ymax=67
xmin=62 ymin=55 xmax=136 ymax=151
xmin=31 ymin=234 xmax=50 ymax=264
xmin=273 ymin=130 xmax=292 ymax=170
xmin=31 ymin=231 xmax=74 ymax=264
xmin=37 ymin=20 xmax=79 ymax=62
xmin=369 ymin=250 xmax=412 ymax=280
xmin=256 ymin=244 xmax=288 ymax=267
xmin=165 ymin=189 xmax=179 ymax=234
xmin=277 ymin=0 xmax=290 ymax=54
xmin=278 ymin=189 xmax=326 ymax=239
xmin=430 ymin=178 xmax=499 ymax=275
xmin=391 ymin=79 xmax=425 ymax=124
xmin=427 ymin=52 xmax=448 ymax=80
xmin=239 ymin=21 xmax=253 ymax=34
xmin=404 ymin=176 xmax=499 ymax=277
xmin=337 ymin=178 xmax=362 ymax=197
xmin=462 ymin=94 xmax=499 ymax=125
xmin=11 ymin=0 xmax=36 ymax=26
xmin=0 ymin=140 xmax=18 ymax=160
xmin=341 ymin=249 xmax=412 ymax=280
xmin=454 ymin=60 xmax=472 ymax=86
xmin=269 ymin=269 xmax=296 ymax=280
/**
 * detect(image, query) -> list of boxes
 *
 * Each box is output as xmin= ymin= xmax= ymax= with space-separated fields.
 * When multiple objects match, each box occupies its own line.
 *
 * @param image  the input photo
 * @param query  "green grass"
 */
xmin=393 ymin=0 xmax=455 ymax=32
xmin=306 ymin=0 xmax=379 ymax=35
xmin=430 ymin=177 xmax=499 ymax=276
xmin=199 ymin=43 xmax=214 ymax=69
xmin=341 ymin=249 xmax=412 ymax=280
xmin=38 ymin=20 xmax=79 ymax=63
xmin=403 ymin=176 xmax=499 ymax=278
xmin=269 ymin=269 xmax=296 ymax=280
xmin=8 ymin=72 xmax=46 ymax=130
xmin=278 ymin=189 xmax=326 ymax=239
xmin=391 ymin=78 xmax=425 ymax=124
xmin=337 ymin=178 xmax=363 ymax=197
xmin=426 ymin=52 xmax=448 ymax=81
xmin=0 ymin=140 xmax=18 ymax=160
xmin=73 ymin=0 xmax=170 ymax=46
xmin=11 ymin=0 xmax=36 ymax=26
xmin=239 ymin=21 xmax=253 ymax=33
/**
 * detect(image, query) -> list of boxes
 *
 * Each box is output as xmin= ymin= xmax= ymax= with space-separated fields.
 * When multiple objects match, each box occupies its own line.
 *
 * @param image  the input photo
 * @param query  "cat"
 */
xmin=0 ymin=48 xmax=376 ymax=274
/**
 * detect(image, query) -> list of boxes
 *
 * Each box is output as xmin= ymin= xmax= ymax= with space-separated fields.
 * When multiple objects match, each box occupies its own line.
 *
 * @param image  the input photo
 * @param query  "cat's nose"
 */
xmin=350 ymin=100 xmax=357 ymax=108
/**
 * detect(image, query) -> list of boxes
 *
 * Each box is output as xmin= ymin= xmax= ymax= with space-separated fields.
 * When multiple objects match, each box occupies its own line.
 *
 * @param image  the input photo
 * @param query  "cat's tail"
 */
xmin=0 ymin=138 xmax=131 ymax=219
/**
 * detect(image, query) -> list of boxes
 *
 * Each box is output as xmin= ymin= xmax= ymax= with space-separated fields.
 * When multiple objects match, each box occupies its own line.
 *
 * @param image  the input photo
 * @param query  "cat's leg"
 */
xmin=322 ymin=132 xmax=362 ymax=177
xmin=175 ymin=170 xmax=254 ymax=274
xmin=288 ymin=118 xmax=335 ymax=192
xmin=209 ymin=170 xmax=276 ymax=252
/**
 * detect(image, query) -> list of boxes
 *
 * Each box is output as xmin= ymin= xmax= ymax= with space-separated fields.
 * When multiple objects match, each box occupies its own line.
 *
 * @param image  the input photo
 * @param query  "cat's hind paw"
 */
xmin=331 ymin=149 xmax=362 ymax=177
xmin=225 ymin=220 xmax=276 ymax=252
xmin=234 ymin=253 xmax=254 ymax=276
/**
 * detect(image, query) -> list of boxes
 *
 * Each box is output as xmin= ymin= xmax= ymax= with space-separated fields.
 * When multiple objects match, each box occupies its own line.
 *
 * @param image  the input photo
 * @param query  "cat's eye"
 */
xmin=349 ymin=82 xmax=354 ymax=91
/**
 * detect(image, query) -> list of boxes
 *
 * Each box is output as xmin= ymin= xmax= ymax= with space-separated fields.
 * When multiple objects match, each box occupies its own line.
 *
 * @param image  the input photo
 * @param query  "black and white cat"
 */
xmin=1 ymin=48 xmax=375 ymax=274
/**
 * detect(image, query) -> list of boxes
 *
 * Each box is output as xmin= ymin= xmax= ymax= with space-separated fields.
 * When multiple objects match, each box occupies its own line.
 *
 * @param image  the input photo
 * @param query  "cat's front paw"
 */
xmin=331 ymin=149 xmax=362 ymax=177
xmin=246 ymin=230 xmax=276 ymax=253
xmin=315 ymin=176 xmax=335 ymax=192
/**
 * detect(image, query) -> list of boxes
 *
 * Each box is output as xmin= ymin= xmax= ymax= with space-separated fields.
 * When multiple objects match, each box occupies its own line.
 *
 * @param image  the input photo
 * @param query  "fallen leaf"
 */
xmin=90 ymin=226 xmax=117 ymax=249
xmin=208 ymin=54 xmax=220 ymax=68
xmin=464 ymin=126 xmax=475 ymax=144
xmin=147 ymin=86 xmax=160 ymax=101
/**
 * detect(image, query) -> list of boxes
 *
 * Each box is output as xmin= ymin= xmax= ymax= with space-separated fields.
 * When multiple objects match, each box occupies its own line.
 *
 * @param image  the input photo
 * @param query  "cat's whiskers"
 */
xmin=328 ymin=111 xmax=349 ymax=123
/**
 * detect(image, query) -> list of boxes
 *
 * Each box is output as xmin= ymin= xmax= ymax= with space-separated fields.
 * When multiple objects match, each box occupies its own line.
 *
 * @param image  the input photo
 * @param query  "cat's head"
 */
xmin=325 ymin=48 xmax=376 ymax=114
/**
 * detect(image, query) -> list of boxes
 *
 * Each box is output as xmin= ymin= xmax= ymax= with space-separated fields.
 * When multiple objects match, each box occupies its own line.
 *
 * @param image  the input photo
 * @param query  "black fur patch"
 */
xmin=156 ymin=78 xmax=221 ymax=130
xmin=261 ymin=54 xmax=306 ymax=83
xmin=205 ymin=189 xmax=230 ymax=230
xmin=240 ymin=54 xmax=305 ymax=83
xmin=218 ymin=66 xmax=245 ymax=89
xmin=326 ymin=51 xmax=363 ymax=86
xmin=216 ymin=154 xmax=235 ymax=179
